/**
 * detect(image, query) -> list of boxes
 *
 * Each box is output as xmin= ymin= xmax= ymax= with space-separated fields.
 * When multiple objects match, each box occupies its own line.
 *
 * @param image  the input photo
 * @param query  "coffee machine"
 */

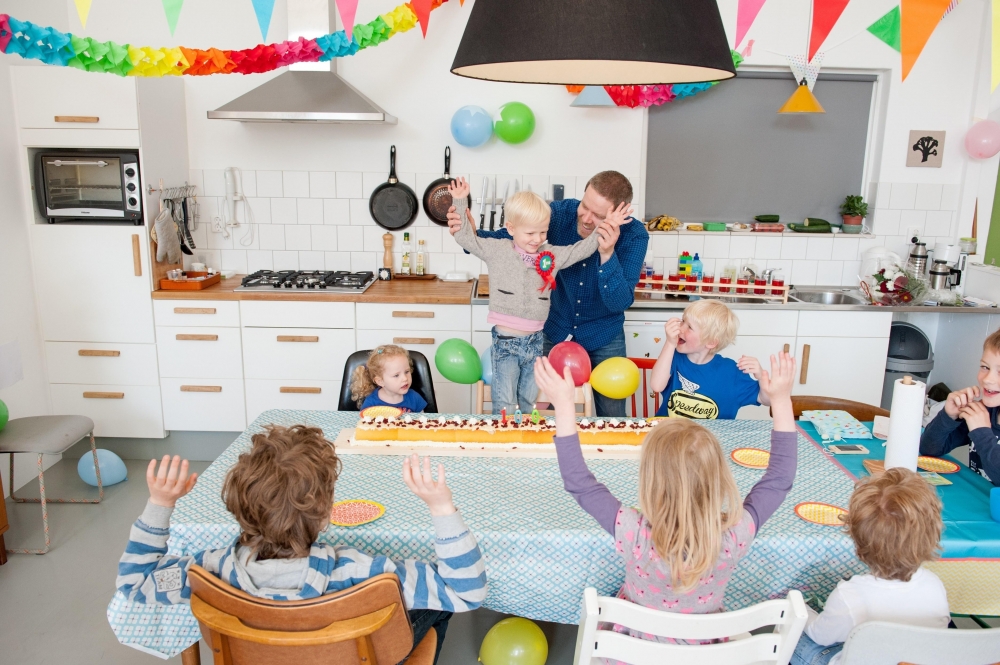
xmin=930 ymin=241 xmax=968 ymax=293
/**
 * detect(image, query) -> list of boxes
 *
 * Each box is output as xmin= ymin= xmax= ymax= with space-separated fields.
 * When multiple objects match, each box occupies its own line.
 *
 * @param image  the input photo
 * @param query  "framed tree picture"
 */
xmin=907 ymin=130 xmax=945 ymax=167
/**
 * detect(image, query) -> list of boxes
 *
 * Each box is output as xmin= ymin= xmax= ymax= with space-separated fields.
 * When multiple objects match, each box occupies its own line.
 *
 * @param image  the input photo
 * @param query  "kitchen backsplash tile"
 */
xmin=256 ymin=170 xmax=283 ymax=197
xmin=282 ymin=171 xmax=310 ymax=198
xmin=309 ymin=172 xmax=337 ymax=198
xmin=284 ymin=225 xmax=312 ymax=251
xmin=257 ymin=224 xmax=285 ymax=250
xmin=220 ymin=249 xmax=248 ymax=274
xmin=914 ymin=183 xmax=942 ymax=211
xmin=310 ymin=225 xmax=339 ymax=252
xmin=247 ymin=250 xmax=273 ymax=272
xmin=337 ymin=226 xmax=364 ymax=252
xmin=888 ymin=182 xmax=917 ymax=209
xmin=349 ymin=199 xmax=373 ymax=226
xmin=805 ymin=237 xmax=833 ymax=261
xmin=336 ymin=172 xmax=363 ymax=199
xmin=297 ymin=198 xmax=323 ymax=225
xmin=246 ymin=198 xmax=271 ymax=224
xmin=273 ymin=250 xmax=300 ymax=270
xmin=270 ymin=198 xmax=297 ymax=225
xmin=298 ymin=250 xmax=324 ymax=268
xmin=323 ymin=199 xmax=351 ymax=225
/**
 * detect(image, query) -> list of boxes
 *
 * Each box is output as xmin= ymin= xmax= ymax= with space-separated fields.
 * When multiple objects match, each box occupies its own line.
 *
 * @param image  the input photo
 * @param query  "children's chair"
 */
xmin=185 ymin=566 xmax=437 ymax=665
xmin=574 ymin=587 xmax=807 ymax=665
xmin=475 ymin=381 xmax=594 ymax=417
xmin=337 ymin=350 xmax=438 ymax=412
xmin=628 ymin=357 xmax=660 ymax=418
xmin=837 ymin=621 xmax=1000 ymax=665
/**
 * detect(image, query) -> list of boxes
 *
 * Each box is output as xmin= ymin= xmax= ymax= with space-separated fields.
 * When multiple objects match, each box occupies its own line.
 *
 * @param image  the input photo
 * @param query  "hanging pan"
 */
xmin=423 ymin=146 xmax=471 ymax=226
xmin=370 ymin=145 xmax=418 ymax=230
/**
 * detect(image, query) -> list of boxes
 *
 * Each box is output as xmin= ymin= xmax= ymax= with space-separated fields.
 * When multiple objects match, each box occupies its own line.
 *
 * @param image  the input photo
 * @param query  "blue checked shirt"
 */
xmin=476 ymin=199 xmax=648 ymax=351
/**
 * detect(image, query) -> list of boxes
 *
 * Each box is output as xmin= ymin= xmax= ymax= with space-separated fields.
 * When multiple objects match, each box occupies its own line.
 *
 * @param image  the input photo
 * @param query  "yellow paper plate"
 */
xmin=330 ymin=499 xmax=386 ymax=527
xmin=917 ymin=456 xmax=960 ymax=474
xmin=360 ymin=406 xmax=403 ymax=420
xmin=795 ymin=502 xmax=848 ymax=526
xmin=731 ymin=448 xmax=770 ymax=469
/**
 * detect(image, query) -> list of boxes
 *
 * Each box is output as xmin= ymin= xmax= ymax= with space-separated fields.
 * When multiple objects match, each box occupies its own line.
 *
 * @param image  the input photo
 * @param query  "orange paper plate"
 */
xmin=731 ymin=448 xmax=770 ymax=469
xmin=917 ymin=456 xmax=960 ymax=474
xmin=795 ymin=502 xmax=848 ymax=526
xmin=330 ymin=499 xmax=386 ymax=527
xmin=360 ymin=406 xmax=403 ymax=419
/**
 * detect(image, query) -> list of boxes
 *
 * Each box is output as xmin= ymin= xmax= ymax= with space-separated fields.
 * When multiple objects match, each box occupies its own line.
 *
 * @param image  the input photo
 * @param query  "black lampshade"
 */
xmin=451 ymin=0 xmax=736 ymax=86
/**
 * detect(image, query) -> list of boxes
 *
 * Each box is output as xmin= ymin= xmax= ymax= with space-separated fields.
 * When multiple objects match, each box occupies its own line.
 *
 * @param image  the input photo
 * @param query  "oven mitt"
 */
xmin=154 ymin=206 xmax=182 ymax=264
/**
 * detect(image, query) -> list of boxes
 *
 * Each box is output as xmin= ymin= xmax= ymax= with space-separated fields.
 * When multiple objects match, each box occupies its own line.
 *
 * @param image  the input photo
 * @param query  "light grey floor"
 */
xmin=0 ymin=457 xmax=577 ymax=664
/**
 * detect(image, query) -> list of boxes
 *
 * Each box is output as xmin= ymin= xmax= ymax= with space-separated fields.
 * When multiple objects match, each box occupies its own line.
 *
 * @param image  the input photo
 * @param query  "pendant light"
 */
xmin=451 ymin=0 xmax=736 ymax=86
xmin=778 ymin=79 xmax=825 ymax=114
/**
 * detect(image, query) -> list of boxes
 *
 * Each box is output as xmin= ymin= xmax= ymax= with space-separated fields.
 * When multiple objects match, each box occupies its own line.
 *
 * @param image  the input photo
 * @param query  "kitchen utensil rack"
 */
xmin=634 ymin=278 xmax=789 ymax=304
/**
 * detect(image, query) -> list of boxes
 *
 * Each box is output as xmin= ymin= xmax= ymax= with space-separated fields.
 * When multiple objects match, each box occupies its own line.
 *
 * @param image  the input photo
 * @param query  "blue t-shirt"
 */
xmin=360 ymin=389 xmax=427 ymax=413
xmin=655 ymin=353 xmax=760 ymax=419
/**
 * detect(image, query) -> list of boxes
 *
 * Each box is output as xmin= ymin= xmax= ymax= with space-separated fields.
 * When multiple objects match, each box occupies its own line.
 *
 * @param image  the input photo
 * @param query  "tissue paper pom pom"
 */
xmin=316 ymin=31 xmax=358 ymax=60
xmin=382 ymin=5 xmax=418 ymax=35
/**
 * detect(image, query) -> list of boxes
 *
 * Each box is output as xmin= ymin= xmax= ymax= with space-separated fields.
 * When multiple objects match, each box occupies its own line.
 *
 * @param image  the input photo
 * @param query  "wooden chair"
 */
xmin=574 ymin=587 xmax=807 ymax=665
xmin=628 ymin=357 xmax=660 ymax=418
xmin=837 ymin=621 xmax=1000 ymax=665
xmin=475 ymin=381 xmax=594 ymax=417
xmin=185 ymin=566 xmax=437 ymax=665
xmin=789 ymin=396 xmax=890 ymax=422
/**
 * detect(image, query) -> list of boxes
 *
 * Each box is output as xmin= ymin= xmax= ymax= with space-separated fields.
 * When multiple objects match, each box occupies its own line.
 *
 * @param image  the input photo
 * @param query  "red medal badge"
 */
xmin=536 ymin=251 xmax=556 ymax=292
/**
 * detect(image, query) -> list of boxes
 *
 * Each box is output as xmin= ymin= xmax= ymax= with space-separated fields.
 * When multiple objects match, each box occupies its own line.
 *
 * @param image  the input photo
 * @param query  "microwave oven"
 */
xmin=34 ymin=150 xmax=142 ymax=224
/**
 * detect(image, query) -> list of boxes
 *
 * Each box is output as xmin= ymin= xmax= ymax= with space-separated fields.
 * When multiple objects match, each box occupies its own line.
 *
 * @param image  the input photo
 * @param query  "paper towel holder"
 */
xmin=902 ymin=375 xmax=913 ymax=385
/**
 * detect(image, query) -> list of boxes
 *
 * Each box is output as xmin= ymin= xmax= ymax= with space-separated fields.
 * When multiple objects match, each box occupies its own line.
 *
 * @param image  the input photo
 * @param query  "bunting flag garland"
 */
xmin=602 ymin=51 xmax=743 ymax=108
xmin=867 ymin=6 xmax=901 ymax=52
xmin=411 ymin=0 xmax=434 ymax=37
xmin=250 ymin=0 xmax=276 ymax=41
xmin=73 ymin=0 xmax=93 ymax=29
xmin=161 ymin=0 xmax=184 ymax=36
xmin=735 ymin=0 xmax=768 ymax=49
xmin=335 ymin=0 xmax=359 ymax=43
xmin=809 ymin=0 xmax=851 ymax=62
xmin=900 ymin=0 xmax=953 ymax=80
xmin=786 ymin=53 xmax=824 ymax=90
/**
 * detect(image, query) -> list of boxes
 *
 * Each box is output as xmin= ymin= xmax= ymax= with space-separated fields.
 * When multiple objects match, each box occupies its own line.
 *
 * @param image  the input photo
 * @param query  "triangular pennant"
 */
xmin=411 ymin=0 xmax=433 ymax=37
xmin=571 ymin=86 xmax=617 ymax=107
xmin=809 ymin=0 xmax=851 ymax=62
xmin=867 ymin=6 xmax=901 ymax=52
xmin=942 ymin=0 xmax=963 ymax=18
xmin=735 ymin=0 xmax=768 ymax=49
xmin=335 ymin=0 xmax=359 ymax=42
xmin=786 ymin=53 xmax=824 ymax=91
xmin=994 ymin=0 xmax=1000 ymax=90
xmin=73 ymin=0 xmax=93 ymax=28
xmin=161 ymin=0 xmax=184 ymax=35
xmin=901 ymin=0 xmax=953 ymax=80
xmin=250 ymin=0 xmax=276 ymax=41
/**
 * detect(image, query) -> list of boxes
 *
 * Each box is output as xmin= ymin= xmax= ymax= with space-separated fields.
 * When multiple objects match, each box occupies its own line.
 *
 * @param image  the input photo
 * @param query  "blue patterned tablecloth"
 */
xmin=108 ymin=411 xmax=866 ymax=659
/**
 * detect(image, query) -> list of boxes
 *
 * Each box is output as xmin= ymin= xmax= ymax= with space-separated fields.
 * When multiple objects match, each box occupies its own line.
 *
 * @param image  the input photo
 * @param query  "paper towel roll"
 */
xmin=884 ymin=377 xmax=926 ymax=472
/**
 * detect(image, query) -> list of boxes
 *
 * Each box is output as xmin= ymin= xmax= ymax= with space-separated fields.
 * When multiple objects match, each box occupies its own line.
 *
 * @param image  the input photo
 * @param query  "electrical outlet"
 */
xmin=905 ymin=226 xmax=921 ymax=241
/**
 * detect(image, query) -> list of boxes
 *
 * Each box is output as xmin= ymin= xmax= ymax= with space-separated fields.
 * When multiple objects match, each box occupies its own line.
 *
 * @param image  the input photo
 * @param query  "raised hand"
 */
xmin=737 ymin=355 xmax=763 ymax=379
xmin=402 ymin=454 xmax=456 ymax=516
xmin=944 ymin=386 xmax=980 ymax=419
xmin=446 ymin=205 xmax=476 ymax=236
xmin=448 ymin=176 xmax=470 ymax=200
xmin=605 ymin=201 xmax=634 ymax=228
xmin=759 ymin=352 xmax=796 ymax=432
xmin=958 ymin=400 xmax=992 ymax=431
xmin=147 ymin=455 xmax=198 ymax=508
xmin=535 ymin=356 xmax=576 ymax=411
xmin=663 ymin=318 xmax=681 ymax=349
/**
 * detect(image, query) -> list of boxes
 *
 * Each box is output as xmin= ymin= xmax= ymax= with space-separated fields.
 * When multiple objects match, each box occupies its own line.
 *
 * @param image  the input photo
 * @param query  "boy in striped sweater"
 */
xmin=117 ymin=424 xmax=487 ymax=662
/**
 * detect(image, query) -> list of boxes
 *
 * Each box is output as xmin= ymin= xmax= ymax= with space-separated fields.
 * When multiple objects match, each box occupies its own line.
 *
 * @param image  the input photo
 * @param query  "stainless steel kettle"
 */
xmin=907 ymin=237 xmax=929 ymax=275
xmin=928 ymin=259 xmax=952 ymax=290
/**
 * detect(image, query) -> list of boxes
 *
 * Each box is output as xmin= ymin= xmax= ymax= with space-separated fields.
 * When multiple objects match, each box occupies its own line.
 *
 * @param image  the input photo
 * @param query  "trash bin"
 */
xmin=881 ymin=322 xmax=934 ymax=410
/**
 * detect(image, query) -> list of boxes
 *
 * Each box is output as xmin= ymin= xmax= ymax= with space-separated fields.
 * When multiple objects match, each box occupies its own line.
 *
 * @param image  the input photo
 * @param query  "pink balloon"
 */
xmin=548 ymin=341 xmax=592 ymax=387
xmin=965 ymin=120 xmax=1000 ymax=159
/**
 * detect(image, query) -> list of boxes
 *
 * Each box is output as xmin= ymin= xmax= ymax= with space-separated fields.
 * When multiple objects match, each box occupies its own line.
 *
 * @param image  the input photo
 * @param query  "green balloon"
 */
xmin=493 ymin=102 xmax=535 ymax=144
xmin=434 ymin=338 xmax=482 ymax=384
xmin=479 ymin=617 xmax=548 ymax=665
xmin=0 ymin=398 xmax=6 ymax=431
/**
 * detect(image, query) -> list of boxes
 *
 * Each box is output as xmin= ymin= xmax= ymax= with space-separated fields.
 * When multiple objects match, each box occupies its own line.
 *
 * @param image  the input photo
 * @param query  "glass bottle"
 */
xmin=401 ymin=232 xmax=411 ymax=275
xmin=416 ymin=239 xmax=425 ymax=276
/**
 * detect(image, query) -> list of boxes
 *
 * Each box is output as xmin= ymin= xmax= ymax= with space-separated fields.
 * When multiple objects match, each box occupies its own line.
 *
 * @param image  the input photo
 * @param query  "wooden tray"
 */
xmin=393 ymin=273 xmax=437 ymax=280
xmin=159 ymin=273 xmax=221 ymax=290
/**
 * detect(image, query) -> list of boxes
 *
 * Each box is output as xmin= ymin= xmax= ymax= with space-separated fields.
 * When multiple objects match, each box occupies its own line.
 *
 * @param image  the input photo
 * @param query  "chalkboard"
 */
xmin=645 ymin=71 xmax=876 ymax=224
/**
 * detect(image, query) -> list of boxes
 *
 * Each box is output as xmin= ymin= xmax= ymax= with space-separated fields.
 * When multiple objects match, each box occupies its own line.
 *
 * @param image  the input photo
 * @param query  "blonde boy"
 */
xmin=650 ymin=299 xmax=768 ymax=418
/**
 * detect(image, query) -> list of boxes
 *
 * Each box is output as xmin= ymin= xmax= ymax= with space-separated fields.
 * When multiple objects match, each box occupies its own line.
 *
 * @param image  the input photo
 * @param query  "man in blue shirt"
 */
xmin=448 ymin=171 xmax=648 ymax=416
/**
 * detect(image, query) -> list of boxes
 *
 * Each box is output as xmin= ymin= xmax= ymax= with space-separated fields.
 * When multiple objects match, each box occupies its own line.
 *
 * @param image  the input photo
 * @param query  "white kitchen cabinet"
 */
xmin=160 ymin=378 xmax=246 ymax=432
xmin=242 ymin=328 xmax=355 ymax=381
xmin=44 ymin=341 xmax=159 ymax=386
xmin=794 ymin=336 xmax=890 ymax=405
xmin=357 ymin=303 xmax=471 ymax=332
xmin=472 ymin=305 xmax=490 ymax=332
xmin=245 ymin=380 xmax=341 ymax=422
xmin=797 ymin=311 xmax=892 ymax=338
xmin=433 ymin=381 xmax=472 ymax=414
xmin=156 ymin=327 xmax=244 ymax=379
xmin=240 ymin=301 xmax=355 ymax=329
xmin=11 ymin=66 xmax=139 ymax=130
xmin=153 ymin=300 xmax=240 ymax=327
xmin=50 ymin=384 xmax=164 ymax=438
xmin=31 ymin=225 xmax=154 ymax=343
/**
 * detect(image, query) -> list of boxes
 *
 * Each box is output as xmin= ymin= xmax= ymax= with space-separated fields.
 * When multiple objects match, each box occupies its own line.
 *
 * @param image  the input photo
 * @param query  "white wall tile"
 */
xmin=205 ymin=226 xmax=233 ymax=250
xmin=363 ymin=172 xmax=387 ymax=199
xmin=428 ymin=253 xmax=456 ymax=274
xmin=815 ymin=260 xmax=844 ymax=284
xmin=338 ymin=226 xmax=365 ymax=252
xmin=298 ymin=251 xmax=324 ymax=268
xmin=188 ymin=169 xmax=204 ymax=194
xmin=454 ymin=253 xmax=483 ymax=275
xmin=238 ymin=170 xmax=256 ymax=197
xmin=841 ymin=261 xmax=862 ymax=286
xmin=698 ymin=258 xmax=717 ymax=276
xmin=415 ymin=172 xmax=439 ymax=198
xmin=397 ymin=171 xmax=418 ymax=191
xmin=193 ymin=249 xmax=222 ymax=272
xmin=258 ymin=224 xmax=285 ymax=250
xmin=677 ymin=235 xmax=704 ymax=257
xmin=231 ymin=217 xmax=260 ymax=249
xmin=271 ymin=198 xmax=297 ymax=225
xmin=350 ymin=199 xmax=375 ymax=225
xmin=203 ymin=169 xmax=226 ymax=197
xmin=414 ymin=226 xmax=443 ymax=254
xmin=754 ymin=236 xmax=782 ymax=260
xmin=297 ymin=198 xmax=323 ymax=225
xmin=888 ymin=183 xmax=917 ymax=209
xmin=702 ymin=234 xmax=730 ymax=259
xmin=857 ymin=237 xmax=883 ymax=256
xmin=924 ymin=210 xmax=953 ymax=236
xmin=246 ymin=198 xmax=271 ymax=224
xmin=350 ymin=252 xmax=377 ymax=272
xmin=256 ymin=171 xmax=283 ymax=197
xmin=550 ymin=175 xmax=577 ymax=200
xmin=791 ymin=260 xmax=818 ymax=285
xmin=337 ymin=172 xmax=363 ymax=199
xmin=649 ymin=233 xmax=678 ymax=257
xmin=311 ymin=225 xmax=339 ymax=251
xmin=780 ymin=236 xmax=807 ymax=260
xmin=189 ymin=218 xmax=208 ymax=249
xmin=914 ymin=184 xmax=942 ymax=210
xmin=285 ymin=225 xmax=312 ymax=250
xmin=247 ymin=250 xmax=273 ymax=272
xmin=220 ymin=249 xmax=248 ymax=274
xmin=309 ymin=172 xmax=337 ymax=198
xmin=899 ymin=209 xmax=927 ymax=237
xmin=522 ymin=175 xmax=549 ymax=197
xmin=765 ymin=259 xmax=793 ymax=277
xmin=363 ymin=226 xmax=390 ymax=253
xmin=940 ymin=184 xmax=960 ymax=211
xmin=874 ymin=182 xmax=891 ymax=209
xmin=324 ymin=252 xmax=351 ymax=270
xmin=831 ymin=237 xmax=860 ymax=260
xmin=805 ymin=237 xmax=833 ymax=260
xmin=273 ymin=251 xmax=299 ymax=270
xmin=729 ymin=235 xmax=756 ymax=260
xmin=323 ymin=199 xmax=351 ymax=225
xmin=282 ymin=171 xmax=309 ymax=198
xmin=872 ymin=209 xmax=901 ymax=235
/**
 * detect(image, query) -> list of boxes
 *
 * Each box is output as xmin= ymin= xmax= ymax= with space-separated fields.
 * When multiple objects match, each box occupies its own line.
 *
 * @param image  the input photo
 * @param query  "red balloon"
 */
xmin=548 ymin=341 xmax=592 ymax=386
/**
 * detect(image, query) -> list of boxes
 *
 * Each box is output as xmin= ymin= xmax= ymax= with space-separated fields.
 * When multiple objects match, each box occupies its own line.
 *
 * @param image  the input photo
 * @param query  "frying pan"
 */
xmin=370 ymin=145 xmax=418 ymax=230
xmin=422 ymin=146 xmax=471 ymax=226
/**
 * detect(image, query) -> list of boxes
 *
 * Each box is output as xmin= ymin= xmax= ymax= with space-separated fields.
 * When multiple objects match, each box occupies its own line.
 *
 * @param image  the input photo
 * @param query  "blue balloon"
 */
xmin=77 ymin=449 xmax=128 ymax=487
xmin=451 ymin=105 xmax=493 ymax=147
xmin=481 ymin=347 xmax=493 ymax=385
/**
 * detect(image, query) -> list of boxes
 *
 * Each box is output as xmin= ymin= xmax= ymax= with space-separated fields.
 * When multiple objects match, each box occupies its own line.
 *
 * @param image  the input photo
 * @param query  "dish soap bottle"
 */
xmin=416 ymin=239 xmax=425 ymax=276
xmin=691 ymin=253 xmax=703 ymax=279
xmin=401 ymin=232 xmax=411 ymax=275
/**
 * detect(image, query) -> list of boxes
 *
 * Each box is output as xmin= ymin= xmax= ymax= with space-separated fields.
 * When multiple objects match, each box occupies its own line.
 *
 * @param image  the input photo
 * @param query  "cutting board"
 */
xmin=477 ymin=274 xmax=489 ymax=298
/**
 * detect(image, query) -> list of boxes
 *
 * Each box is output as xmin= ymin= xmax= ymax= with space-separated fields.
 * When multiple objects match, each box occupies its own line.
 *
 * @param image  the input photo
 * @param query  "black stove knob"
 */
xmin=126 ymin=182 xmax=136 ymax=192
xmin=128 ymin=197 xmax=138 ymax=206
xmin=124 ymin=167 xmax=136 ymax=178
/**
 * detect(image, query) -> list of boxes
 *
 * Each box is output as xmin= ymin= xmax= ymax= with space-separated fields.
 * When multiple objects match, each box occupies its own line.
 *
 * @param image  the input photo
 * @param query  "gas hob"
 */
xmin=236 ymin=270 xmax=376 ymax=293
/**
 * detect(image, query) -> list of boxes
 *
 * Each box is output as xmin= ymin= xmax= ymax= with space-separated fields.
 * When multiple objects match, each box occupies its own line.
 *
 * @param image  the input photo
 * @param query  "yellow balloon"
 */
xmin=590 ymin=357 xmax=640 ymax=399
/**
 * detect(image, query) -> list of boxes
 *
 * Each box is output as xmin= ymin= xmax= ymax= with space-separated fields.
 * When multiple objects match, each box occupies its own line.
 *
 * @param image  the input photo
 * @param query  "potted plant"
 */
xmin=840 ymin=195 xmax=868 ymax=227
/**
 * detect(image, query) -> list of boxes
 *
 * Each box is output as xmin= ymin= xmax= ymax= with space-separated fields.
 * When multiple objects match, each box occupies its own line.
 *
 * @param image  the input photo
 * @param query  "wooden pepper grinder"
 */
xmin=380 ymin=232 xmax=394 ymax=280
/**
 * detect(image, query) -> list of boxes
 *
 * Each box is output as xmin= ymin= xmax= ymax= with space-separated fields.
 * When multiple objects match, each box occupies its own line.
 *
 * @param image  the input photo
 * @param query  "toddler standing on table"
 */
xmin=449 ymin=176 xmax=631 ymax=414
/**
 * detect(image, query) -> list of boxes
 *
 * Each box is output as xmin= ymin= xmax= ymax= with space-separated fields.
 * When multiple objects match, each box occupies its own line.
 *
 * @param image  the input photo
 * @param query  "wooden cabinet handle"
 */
xmin=176 ymin=334 xmax=218 ymax=341
xmin=174 ymin=307 xmax=217 ymax=315
xmin=392 ymin=311 xmax=434 ymax=318
xmin=394 ymin=337 xmax=435 ymax=345
xmin=55 ymin=115 xmax=99 ymax=123
xmin=783 ymin=343 xmax=790 ymax=354
xmin=280 ymin=386 xmax=322 ymax=394
xmin=132 ymin=234 xmax=142 ymax=276
xmin=181 ymin=385 xmax=222 ymax=393
xmin=277 ymin=335 xmax=319 ymax=342
xmin=799 ymin=344 xmax=811 ymax=384
xmin=78 ymin=350 xmax=120 ymax=357
xmin=83 ymin=391 xmax=124 ymax=399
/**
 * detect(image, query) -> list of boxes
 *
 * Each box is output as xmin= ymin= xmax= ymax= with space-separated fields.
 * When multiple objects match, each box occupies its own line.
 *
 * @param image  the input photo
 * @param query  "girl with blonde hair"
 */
xmin=350 ymin=345 xmax=427 ymax=412
xmin=534 ymin=351 xmax=797 ymax=640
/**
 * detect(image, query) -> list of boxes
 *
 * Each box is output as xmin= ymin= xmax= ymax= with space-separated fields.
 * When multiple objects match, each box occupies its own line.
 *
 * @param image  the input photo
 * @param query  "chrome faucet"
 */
xmin=741 ymin=265 xmax=757 ymax=280
xmin=761 ymin=268 xmax=775 ymax=283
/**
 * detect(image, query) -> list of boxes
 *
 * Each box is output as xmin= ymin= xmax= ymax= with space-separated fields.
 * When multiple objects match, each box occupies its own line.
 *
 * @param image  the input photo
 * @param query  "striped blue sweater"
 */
xmin=117 ymin=501 xmax=488 ymax=612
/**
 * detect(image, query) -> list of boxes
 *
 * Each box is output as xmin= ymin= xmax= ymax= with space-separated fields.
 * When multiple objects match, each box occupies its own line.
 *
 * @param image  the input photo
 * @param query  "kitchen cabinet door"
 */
xmin=50 ymin=384 xmax=164 ymax=438
xmin=160 ymin=378 xmax=246 ymax=432
xmin=12 ymin=67 xmax=139 ymax=130
xmin=31 ymin=225 xmax=154 ymax=343
xmin=245 ymin=380 xmax=340 ymax=422
xmin=794 ymin=336 xmax=890 ymax=405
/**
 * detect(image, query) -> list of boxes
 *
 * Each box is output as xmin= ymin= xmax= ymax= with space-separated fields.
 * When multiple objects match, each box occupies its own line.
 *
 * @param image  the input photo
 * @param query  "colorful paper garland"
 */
xmin=602 ymin=51 xmax=743 ymax=108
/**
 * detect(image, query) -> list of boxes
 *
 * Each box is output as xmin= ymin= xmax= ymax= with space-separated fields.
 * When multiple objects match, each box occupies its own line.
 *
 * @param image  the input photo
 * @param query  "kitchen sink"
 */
xmin=788 ymin=288 xmax=868 ymax=305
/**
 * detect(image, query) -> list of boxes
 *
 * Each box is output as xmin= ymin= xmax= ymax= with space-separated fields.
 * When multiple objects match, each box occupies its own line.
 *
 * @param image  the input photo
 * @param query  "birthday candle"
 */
xmin=514 ymin=408 xmax=522 ymax=423
xmin=501 ymin=407 xmax=507 ymax=424
xmin=530 ymin=405 xmax=540 ymax=424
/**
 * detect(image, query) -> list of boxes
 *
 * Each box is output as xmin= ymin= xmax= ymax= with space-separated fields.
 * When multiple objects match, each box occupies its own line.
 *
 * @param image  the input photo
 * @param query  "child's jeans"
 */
xmin=491 ymin=327 xmax=543 ymax=414
xmin=791 ymin=632 xmax=844 ymax=665
xmin=405 ymin=609 xmax=452 ymax=665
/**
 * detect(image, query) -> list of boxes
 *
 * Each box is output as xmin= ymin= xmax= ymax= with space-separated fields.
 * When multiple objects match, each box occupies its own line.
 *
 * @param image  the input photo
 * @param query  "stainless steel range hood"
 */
xmin=208 ymin=0 xmax=396 ymax=124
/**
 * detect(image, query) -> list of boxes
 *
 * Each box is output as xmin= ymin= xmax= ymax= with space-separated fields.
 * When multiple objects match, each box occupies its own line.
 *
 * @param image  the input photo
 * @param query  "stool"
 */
xmin=0 ymin=416 xmax=103 ymax=555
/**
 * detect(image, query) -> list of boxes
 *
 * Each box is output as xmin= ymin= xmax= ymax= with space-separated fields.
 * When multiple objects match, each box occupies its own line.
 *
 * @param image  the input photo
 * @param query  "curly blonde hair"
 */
xmin=349 ymin=345 xmax=413 ymax=407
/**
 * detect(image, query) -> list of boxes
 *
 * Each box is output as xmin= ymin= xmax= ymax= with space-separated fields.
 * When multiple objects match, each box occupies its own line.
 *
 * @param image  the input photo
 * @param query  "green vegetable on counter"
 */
xmin=754 ymin=214 xmax=780 ymax=222
xmin=788 ymin=217 xmax=832 ymax=233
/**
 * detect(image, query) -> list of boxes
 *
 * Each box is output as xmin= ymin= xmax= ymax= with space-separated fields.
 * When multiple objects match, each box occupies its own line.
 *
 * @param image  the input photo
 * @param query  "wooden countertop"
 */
xmin=152 ymin=276 xmax=475 ymax=304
